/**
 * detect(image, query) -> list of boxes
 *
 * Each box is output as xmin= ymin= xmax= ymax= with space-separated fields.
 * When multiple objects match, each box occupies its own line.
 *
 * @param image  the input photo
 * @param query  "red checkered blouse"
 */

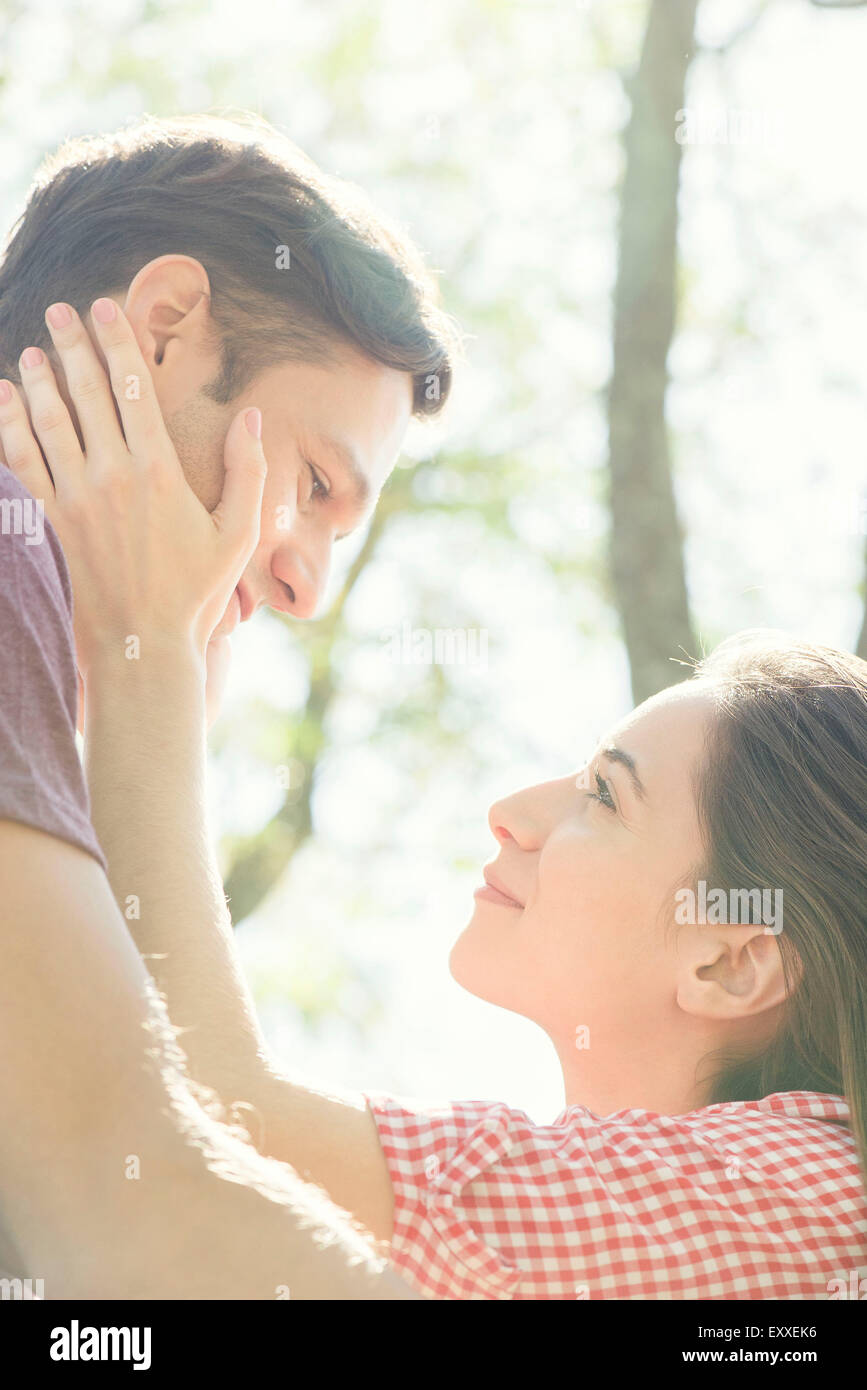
xmin=363 ymin=1089 xmax=866 ymax=1300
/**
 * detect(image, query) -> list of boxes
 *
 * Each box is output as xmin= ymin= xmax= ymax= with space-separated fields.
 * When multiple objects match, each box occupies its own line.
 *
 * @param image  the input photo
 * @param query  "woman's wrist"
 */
xmin=82 ymin=629 xmax=206 ymax=686
xmin=82 ymin=632 xmax=208 ymax=735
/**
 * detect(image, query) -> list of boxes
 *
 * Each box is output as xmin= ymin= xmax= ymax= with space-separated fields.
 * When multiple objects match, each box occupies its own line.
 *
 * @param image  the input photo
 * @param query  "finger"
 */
xmin=211 ymin=407 xmax=267 ymax=560
xmin=87 ymin=298 xmax=173 ymax=466
xmin=43 ymin=302 xmax=125 ymax=461
xmin=18 ymin=345 xmax=84 ymax=494
xmin=0 ymin=378 xmax=57 ymax=507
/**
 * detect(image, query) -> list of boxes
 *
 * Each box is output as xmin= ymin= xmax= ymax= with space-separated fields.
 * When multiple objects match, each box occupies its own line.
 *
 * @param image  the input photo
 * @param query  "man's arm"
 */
xmin=0 ymin=818 xmax=418 ymax=1299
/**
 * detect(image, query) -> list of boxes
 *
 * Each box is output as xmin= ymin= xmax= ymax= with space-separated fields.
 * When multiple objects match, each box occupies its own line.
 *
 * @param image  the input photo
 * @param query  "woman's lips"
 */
xmin=474 ymin=870 xmax=524 ymax=910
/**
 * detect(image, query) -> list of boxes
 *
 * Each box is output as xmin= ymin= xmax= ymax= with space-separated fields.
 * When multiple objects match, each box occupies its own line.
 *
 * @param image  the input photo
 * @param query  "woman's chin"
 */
xmin=448 ymin=927 xmax=477 ymax=990
xmin=448 ymin=917 xmax=505 ymax=1005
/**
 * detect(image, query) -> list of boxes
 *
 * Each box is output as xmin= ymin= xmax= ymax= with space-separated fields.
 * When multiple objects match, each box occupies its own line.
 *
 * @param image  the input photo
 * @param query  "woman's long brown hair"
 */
xmin=690 ymin=632 xmax=867 ymax=1178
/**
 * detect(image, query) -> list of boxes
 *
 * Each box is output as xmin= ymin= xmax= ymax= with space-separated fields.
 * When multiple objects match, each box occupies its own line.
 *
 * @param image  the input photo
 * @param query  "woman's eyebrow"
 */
xmin=602 ymin=745 xmax=648 ymax=801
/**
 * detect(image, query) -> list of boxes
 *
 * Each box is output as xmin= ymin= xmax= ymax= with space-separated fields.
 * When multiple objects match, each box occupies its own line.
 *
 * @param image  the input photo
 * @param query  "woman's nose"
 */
xmin=488 ymin=779 xmax=570 ymax=850
xmin=488 ymin=791 xmax=534 ymax=847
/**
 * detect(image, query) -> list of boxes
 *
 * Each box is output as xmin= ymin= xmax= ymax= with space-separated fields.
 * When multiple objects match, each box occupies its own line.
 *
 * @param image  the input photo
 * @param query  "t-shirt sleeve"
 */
xmin=362 ymin=1087 xmax=865 ymax=1301
xmin=364 ymin=1090 xmax=539 ymax=1300
xmin=0 ymin=469 xmax=106 ymax=869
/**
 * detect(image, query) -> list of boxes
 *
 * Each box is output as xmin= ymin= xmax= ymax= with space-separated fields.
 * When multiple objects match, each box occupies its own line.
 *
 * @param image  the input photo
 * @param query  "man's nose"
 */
xmin=270 ymin=545 xmax=329 ymax=620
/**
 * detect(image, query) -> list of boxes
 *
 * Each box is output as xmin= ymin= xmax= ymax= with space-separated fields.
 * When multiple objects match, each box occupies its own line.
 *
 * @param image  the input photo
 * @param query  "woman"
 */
xmin=1 ymin=301 xmax=865 ymax=1301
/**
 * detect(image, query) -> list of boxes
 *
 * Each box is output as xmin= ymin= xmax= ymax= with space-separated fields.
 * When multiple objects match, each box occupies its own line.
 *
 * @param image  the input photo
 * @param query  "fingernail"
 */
xmin=92 ymin=298 xmax=117 ymax=323
xmin=0 ymin=381 xmax=11 ymax=404
xmin=21 ymin=347 xmax=44 ymax=369
xmin=245 ymin=407 xmax=262 ymax=439
xmin=46 ymin=302 xmax=72 ymax=329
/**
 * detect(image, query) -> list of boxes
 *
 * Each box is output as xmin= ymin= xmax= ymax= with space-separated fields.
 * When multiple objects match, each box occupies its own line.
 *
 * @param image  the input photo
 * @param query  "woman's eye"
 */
xmin=587 ymin=771 xmax=616 ymax=811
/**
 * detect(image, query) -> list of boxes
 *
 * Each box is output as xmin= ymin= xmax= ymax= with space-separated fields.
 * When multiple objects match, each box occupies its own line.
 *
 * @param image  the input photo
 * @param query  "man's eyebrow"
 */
xmin=317 ymin=434 xmax=371 ymax=510
xmin=601 ymin=745 xmax=648 ymax=801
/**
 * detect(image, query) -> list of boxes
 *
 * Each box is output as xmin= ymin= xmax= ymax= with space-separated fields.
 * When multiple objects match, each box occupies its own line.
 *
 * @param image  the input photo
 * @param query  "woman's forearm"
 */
xmin=84 ymin=638 xmax=275 ymax=1107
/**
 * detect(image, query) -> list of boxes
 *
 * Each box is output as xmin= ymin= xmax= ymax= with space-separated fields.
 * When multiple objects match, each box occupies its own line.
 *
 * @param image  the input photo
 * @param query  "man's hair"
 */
xmin=0 ymin=113 xmax=458 ymax=414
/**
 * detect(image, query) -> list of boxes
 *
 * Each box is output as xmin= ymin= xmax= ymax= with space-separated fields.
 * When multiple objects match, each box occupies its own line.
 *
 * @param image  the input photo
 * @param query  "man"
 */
xmin=0 ymin=113 xmax=455 ymax=1297
xmin=0 ymin=113 xmax=454 ymax=709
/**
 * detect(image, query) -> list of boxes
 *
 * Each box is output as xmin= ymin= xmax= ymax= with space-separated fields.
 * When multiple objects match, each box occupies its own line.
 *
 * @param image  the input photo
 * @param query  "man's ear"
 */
xmin=675 ymin=922 xmax=794 ymax=1021
xmin=122 ymin=256 xmax=219 ymax=410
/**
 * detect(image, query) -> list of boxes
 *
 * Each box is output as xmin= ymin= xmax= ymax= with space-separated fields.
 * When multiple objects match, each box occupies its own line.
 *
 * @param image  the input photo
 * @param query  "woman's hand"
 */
xmin=0 ymin=298 xmax=266 ymax=688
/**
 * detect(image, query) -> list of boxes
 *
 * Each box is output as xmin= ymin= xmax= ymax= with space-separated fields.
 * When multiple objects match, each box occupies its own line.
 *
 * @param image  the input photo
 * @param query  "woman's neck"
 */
xmin=553 ymin=1033 xmax=715 ymax=1118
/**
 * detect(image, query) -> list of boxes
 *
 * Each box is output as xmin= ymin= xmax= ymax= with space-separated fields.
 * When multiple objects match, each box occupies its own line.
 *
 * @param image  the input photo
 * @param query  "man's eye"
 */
xmin=306 ymin=461 xmax=330 ymax=501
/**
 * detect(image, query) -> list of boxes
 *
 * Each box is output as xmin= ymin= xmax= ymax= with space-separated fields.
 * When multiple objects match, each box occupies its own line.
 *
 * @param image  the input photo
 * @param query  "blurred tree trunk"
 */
xmin=608 ymin=0 xmax=699 ymax=704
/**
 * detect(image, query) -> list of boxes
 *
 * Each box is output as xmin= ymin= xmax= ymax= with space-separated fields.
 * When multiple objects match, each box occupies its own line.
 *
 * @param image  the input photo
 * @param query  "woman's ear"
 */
xmin=122 ymin=256 xmax=219 ymax=410
xmin=675 ymin=922 xmax=791 ymax=1021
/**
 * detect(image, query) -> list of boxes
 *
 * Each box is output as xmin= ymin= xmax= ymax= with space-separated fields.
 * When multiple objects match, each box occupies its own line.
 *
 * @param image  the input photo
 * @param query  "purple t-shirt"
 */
xmin=0 ymin=467 xmax=106 ymax=867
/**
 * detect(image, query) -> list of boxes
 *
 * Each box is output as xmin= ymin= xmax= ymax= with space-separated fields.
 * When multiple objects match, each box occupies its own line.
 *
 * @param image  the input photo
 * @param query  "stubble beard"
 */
xmin=163 ymin=390 xmax=232 ymax=514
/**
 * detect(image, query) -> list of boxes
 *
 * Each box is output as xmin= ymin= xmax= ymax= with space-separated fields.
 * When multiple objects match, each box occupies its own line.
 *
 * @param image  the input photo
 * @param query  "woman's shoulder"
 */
xmin=552 ymin=1089 xmax=850 ymax=1126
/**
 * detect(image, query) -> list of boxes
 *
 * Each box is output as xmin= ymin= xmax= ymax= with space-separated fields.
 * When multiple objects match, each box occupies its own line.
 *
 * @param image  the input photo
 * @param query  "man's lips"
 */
xmin=474 ymin=866 xmax=524 ymax=910
xmin=236 ymin=579 xmax=256 ymax=624
xmin=211 ymin=581 xmax=255 ymax=641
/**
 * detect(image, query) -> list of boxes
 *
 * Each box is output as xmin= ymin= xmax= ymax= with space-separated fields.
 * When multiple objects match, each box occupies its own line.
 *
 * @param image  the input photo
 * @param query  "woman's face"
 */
xmin=450 ymin=683 xmax=716 ymax=1050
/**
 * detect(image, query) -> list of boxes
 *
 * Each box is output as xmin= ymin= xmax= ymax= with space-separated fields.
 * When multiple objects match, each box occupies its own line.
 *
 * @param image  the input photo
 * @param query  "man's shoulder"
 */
xmin=0 ymin=467 xmax=106 ymax=870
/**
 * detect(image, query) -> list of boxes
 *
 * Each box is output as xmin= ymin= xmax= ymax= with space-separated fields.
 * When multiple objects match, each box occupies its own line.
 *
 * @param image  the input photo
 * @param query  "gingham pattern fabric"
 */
xmin=363 ymin=1089 xmax=867 ymax=1300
